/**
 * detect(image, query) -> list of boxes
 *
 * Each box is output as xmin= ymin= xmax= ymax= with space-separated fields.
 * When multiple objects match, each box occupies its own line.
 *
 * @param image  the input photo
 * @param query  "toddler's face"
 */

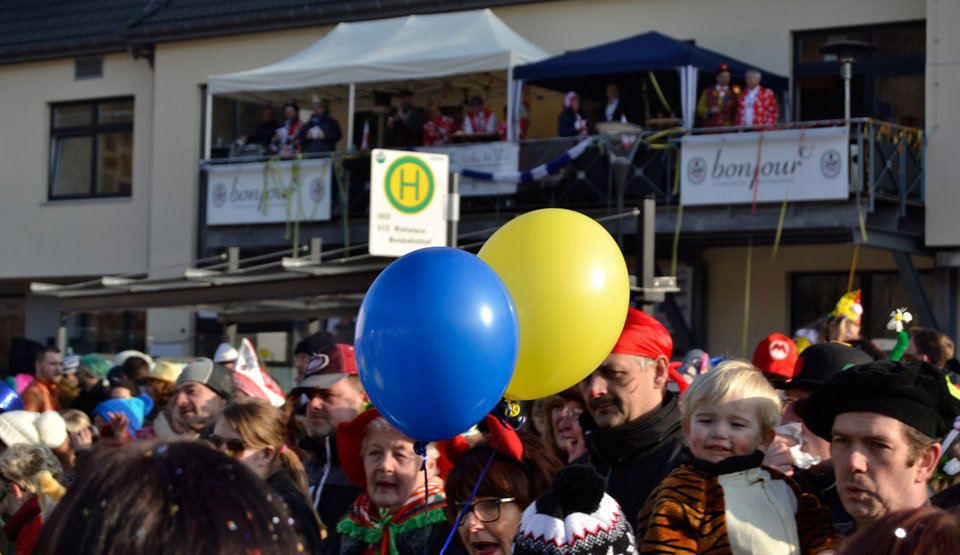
xmin=685 ymin=396 xmax=773 ymax=463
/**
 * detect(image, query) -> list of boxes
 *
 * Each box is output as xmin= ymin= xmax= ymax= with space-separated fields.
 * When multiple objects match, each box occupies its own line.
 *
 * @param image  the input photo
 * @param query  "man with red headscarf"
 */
xmin=578 ymin=308 xmax=684 ymax=523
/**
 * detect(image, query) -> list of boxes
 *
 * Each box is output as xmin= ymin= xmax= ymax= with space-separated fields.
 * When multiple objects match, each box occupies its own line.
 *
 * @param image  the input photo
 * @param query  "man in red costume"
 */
xmin=578 ymin=308 xmax=683 ymax=522
xmin=736 ymin=69 xmax=778 ymax=128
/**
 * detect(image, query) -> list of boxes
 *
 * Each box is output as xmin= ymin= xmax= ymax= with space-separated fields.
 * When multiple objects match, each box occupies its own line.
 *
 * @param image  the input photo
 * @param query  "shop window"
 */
xmin=66 ymin=310 xmax=146 ymax=354
xmin=49 ymin=98 xmax=134 ymax=199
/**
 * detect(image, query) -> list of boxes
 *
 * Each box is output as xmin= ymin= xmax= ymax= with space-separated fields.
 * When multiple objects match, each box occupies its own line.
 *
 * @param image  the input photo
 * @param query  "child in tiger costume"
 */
xmin=636 ymin=361 xmax=838 ymax=554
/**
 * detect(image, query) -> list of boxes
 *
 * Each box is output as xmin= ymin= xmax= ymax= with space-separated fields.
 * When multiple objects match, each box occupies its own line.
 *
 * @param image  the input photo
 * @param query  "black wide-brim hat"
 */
xmin=802 ymin=359 xmax=960 ymax=440
xmin=776 ymin=342 xmax=873 ymax=391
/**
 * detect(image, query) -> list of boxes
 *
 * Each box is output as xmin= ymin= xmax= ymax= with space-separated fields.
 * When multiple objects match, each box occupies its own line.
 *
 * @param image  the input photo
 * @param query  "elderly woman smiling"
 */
xmin=325 ymin=408 xmax=462 ymax=555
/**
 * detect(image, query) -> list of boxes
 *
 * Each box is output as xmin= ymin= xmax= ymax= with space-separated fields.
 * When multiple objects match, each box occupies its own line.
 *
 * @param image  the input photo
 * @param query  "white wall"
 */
xmin=495 ymin=0 xmax=924 ymax=74
xmin=924 ymin=0 xmax=960 ymax=247
xmin=0 ymin=53 xmax=154 ymax=278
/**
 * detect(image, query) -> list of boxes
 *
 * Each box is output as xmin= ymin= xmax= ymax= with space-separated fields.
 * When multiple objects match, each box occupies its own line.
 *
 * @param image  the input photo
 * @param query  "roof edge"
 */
xmin=0 ymin=40 xmax=130 ymax=67
xmin=122 ymin=0 xmax=547 ymax=45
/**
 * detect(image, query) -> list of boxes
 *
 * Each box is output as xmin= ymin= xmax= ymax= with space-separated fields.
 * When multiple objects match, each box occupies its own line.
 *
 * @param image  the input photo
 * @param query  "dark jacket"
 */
xmin=300 ymin=434 xmax=362 ymax=529
xmin=580 ymin=390 xmax=685 ymax=524
xmin=390 ymin=105 xmax=424 ymax=147
xmin=268 ymin=469 xmax=324 ymax=555
xmin=558 ymin=109 xmax=586 ymax=137
xmin=792 ymin=460 xmax=855 ymax=536
xmin=72 ymin=381 xmax=110 ymax=418
xmin=299 ymin=113 xmax=343 ymax=153
xmin=250 ymin=120 xmax=279 ymax=146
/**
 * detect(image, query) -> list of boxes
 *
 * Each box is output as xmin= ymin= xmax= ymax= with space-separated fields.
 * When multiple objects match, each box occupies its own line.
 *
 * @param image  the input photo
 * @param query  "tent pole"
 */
xmin=506 ymin=59 xmax=516 ymax=142
xmin=203 ymin=90 xmax=213 ymax=161
xmin=347 ymin=83 xmax=356 ymax=153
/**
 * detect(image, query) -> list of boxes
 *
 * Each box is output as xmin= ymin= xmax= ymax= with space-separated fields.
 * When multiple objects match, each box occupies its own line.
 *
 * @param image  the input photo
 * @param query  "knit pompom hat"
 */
xmin=512 ymin=465 xmax=636 ymax=555
xmin=0 ymin=410 xmax=68 ymax=449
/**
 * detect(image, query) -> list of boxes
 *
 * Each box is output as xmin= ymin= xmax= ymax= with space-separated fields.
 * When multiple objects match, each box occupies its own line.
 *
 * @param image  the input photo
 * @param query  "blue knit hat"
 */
xmin=93 ymin=394 xmax=155 ymax=436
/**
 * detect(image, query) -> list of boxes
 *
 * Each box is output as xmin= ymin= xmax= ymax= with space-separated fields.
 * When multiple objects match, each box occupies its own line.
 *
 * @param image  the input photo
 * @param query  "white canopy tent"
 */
xmin=205 ymin=9 xmax=550 ymax=155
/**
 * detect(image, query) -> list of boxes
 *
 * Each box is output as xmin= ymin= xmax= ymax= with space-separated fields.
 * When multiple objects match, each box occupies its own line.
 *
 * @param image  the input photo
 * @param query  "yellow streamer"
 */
xmin=772 ymin=198 xmax=788 ymax=260
xmin=847 ymin=244 xmax=861 ymax=293
xmin=741 ymin=239 xmax=753 ymax=356
xmin=647 ymin=71 xmax=673 ymax=115
xmin=671 ymin=204 xmax=684 ymax=277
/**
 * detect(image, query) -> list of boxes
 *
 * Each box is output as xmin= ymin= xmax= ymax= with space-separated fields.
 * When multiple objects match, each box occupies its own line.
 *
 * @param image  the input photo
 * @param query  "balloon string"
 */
xmin=438 ymin=431 xmax=504 ymax=555
xmin=417 ymin=442 xmax=429 ymax=555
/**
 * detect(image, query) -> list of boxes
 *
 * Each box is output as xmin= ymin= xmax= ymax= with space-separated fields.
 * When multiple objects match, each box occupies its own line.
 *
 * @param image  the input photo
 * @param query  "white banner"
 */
xmin=206 ymin=159 xmax=333 ymax=225
xmin=418 ymin=142 xmax=519 ymax=196
xmin=680 ymin=127 xmax=849 ymax=206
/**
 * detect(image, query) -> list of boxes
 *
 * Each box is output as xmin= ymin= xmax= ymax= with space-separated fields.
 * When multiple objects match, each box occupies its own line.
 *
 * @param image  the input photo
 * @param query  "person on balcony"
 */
xmin=422 ymin=102 xmax=457 ymax=146
xmin=696 ymin=64 xmax=738 ymax=127
xmin=601 ymin=82 xmax=633 ymax=124
xmin=387 ymin=89 xmax=424 ymax=148
xmin=462 ymin=96 xmax=497 ymax=136
xmin=736 ymin=69 xmax=778 ymax=128
xmin=558 ymin=91 xmax=589 ymax=138
xmin=238 ymin=105 xmax=279 ymax=149
xmin=299 ymin=98 xmax=342 ymax=154
xmin=270 ymin=101 xmax=303 ymax=158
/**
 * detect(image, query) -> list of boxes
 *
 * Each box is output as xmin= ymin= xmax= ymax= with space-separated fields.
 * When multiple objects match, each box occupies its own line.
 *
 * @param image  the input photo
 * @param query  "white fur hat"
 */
xmin=214 ymin=343 xmax=239 ymax=363
xmin=0 ymin=411 xmax=67 ymax=449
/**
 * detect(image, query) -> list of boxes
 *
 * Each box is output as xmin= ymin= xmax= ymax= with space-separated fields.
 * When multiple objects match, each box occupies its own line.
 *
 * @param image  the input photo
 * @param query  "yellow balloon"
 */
xmin=479 ymin=208 xmax=630 ymax=400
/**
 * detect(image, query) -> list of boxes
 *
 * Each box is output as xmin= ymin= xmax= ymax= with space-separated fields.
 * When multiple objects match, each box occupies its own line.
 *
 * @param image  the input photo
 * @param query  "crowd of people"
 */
xmin=1 ymin=286 xmax=959 ymax=554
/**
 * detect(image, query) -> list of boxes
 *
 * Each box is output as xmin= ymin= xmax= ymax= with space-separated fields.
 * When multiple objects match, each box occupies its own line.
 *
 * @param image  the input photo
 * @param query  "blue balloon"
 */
xmin=0 ymin=381 xmax=23 ymax=412
xmin=355 ymin=247 xmax=519 ymax=441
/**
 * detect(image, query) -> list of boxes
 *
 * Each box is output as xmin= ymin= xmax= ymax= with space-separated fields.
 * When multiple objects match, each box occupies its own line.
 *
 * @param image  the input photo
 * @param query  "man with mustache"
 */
xmin=578 ymin=308 xmax=684 ymax=523
xmin=801 ymin=360 xmax=960 ymax=533
xmin=292 ymin=343 xmax=367 ymax=529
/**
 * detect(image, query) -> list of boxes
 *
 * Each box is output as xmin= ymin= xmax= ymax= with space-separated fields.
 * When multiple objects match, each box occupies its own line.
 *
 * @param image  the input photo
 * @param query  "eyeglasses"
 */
xmin=446 ymin=498 xmax=516 ymax=526
xmin=208 ymin=435 xmax=246 ymax=455
xmin=780 ymin=393 xmax=807 ymax=419
xmin=551 ymin=406 xmax=584 ymax=420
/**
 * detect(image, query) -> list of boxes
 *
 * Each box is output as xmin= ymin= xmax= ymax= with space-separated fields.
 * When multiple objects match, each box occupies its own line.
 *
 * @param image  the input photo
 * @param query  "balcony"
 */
xmin=199 ymin=118 xmax=925 ymax=256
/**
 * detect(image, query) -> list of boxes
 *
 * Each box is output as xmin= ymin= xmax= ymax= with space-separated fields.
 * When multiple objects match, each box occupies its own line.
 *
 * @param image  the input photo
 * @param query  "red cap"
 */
xmin=293 ymin=344 xmax=357 ymax=391
xmin=611 ymin=308 xmax=673 ymax=360
xmin=718 ymin=63 xmax=731 ymax=73
xmin=752 ymin=333 xmax=799 ymax=380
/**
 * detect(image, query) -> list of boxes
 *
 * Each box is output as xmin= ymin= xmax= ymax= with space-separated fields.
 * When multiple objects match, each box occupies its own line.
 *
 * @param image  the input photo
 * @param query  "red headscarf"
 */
xmin=611 ymin=308 xmax=686 ymax=391
xmin=611 ymin=308 xmax=673 ymax=360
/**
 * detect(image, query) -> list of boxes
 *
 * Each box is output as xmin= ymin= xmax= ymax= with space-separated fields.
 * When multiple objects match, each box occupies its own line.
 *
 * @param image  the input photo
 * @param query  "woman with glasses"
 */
xmin=212 ymin=396 xmax=323 ymax=554
xmin=444 ymin=415 xmax=563 ymax=555
xmin=541 ymin=389 xmax=588 ymax=464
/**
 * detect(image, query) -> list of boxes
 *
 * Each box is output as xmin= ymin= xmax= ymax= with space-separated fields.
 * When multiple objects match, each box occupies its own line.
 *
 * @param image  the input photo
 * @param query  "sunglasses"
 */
xmin=445 ymin=498 xmax=516 ymax=526
xmin=208 ymin=435 xmax=246 ymax=455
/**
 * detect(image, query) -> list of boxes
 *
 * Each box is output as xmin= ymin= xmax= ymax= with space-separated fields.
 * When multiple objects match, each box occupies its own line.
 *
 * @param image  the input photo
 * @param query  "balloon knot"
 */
xmin=413 ymin=441 xmax=429 ymax=457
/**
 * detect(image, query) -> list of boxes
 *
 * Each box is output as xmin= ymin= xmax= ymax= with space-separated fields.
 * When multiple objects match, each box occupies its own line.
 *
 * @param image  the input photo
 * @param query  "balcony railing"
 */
xmin=201 ymin=118 xmax=924 ymax=225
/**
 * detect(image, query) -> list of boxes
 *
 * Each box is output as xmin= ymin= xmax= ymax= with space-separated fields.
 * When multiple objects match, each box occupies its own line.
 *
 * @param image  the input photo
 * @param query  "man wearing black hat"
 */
xmin=801 ymin=359 xmax=960 ymax=532
xmin=387 ymin=89 xmax=423 ymax=147
xmin=764 ymin=343 xmax=873 ymax=532
xmin=695 ymin=64 xmax=738 ymax=128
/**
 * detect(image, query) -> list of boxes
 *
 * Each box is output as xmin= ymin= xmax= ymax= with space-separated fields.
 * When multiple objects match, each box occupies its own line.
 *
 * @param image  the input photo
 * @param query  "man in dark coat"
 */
xmin=578 ymin=308 xmax=684 ymax=524
xmin=299 ymin=98 xmax=342 ymax=154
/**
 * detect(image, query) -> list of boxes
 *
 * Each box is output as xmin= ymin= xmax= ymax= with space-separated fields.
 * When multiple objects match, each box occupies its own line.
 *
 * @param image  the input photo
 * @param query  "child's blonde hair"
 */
xmin=60 ymin=409 xmax=91 ymax=434
xmin=680 ymin=359 xmax=782 ymax=434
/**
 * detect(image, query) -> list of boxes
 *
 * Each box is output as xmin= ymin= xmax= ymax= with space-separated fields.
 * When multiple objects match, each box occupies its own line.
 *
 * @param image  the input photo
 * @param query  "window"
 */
xmin=790 ymin=270 xmax=934 ymax=340
xmin=793 ymin=22 xmax=924 ymax=126
xmin=66 ymin=310 xmax=146 ymax=353
xmin=49 ymin=98 xmax=134 ymax=199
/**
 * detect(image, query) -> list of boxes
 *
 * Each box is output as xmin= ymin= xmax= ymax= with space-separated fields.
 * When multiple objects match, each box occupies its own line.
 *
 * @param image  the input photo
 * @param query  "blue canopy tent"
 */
xmin=513 ymin=31 xmax=790 ymax=130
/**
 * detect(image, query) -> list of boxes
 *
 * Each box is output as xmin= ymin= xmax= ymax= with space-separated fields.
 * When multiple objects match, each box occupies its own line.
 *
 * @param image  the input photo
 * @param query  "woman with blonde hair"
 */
xmin=0 ymin=444 xmax=66 ymax=554
xmin=212 ymin=396 xmax=323 ymax=553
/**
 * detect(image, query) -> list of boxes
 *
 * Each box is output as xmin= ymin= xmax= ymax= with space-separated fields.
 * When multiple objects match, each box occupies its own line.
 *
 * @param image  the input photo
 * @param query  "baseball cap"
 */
xmin=293 ymin=344 xmax=358 ymax=391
